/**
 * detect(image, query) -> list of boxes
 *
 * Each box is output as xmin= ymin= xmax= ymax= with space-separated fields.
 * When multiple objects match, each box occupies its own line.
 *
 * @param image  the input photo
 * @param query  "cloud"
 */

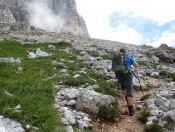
xmin=148 ymin=30 xmax=175 ymax=47
xmin=107 ymin=23 xmax=143 ymax=44
xmin=75 ymin=0 xmax=175 ymax=48
xmin=26 ymin=0 xmax=65 ymax=32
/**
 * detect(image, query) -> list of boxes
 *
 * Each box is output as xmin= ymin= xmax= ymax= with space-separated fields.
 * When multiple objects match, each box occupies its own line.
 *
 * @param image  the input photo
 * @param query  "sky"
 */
xmin=75 ymin=0 xmax=175 ymax=48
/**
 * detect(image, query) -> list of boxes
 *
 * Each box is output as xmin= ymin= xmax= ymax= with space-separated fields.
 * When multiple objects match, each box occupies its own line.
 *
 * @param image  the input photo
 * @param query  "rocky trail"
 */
xmin=91 ymin=74 xmax=174 ymax=132
xmin=91 ymin=90 xmax=148 ymax=132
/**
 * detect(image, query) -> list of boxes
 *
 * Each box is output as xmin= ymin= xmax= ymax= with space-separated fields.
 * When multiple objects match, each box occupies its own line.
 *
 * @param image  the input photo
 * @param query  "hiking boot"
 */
xmin=128 ymin=106 xmax=135 ymax=116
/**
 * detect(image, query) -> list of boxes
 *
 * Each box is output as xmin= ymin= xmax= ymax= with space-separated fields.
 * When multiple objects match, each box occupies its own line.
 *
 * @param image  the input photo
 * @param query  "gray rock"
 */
xmin=147 ymin=116 xmax=158 ymax=122
xmin=60 ymin=88 xmax=79 ymax=100
xmin=75 ymin=89 xmax=116 ymax=114
xmin=0 ymin=57 xmax=21 ymax=63
xmin=169 ymin=112 xmax=175 ymax=122
xmin=61 ymin=118 xmax=69 ymax=125
xmin=169 ymin=100 xmax=175 ymax=109
xmin=146 ymin=121 xmax=153 ymax=126
xmin=64 ymin=110 xmax=76 ymax=125
xmin=167 ymin=67 xmax=175 ymax=75
xmin=159 ymin=91 xmax=170 ymax=98
xmin=155 ymin=99 xmax=164 ymax=107
xmin=67 ymin=100 xmax=76 ymax=106
xmin=0 ymin=116 xmax=25 ymax=132
xmin=66 ymin=126 xmax=74 ymax=132
xmin=150 ymin=72 xmax=159 ymax=77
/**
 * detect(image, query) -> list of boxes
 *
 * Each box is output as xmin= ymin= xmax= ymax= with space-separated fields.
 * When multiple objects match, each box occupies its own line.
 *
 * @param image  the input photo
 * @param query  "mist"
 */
xmin=26 ymin=0 xmax=65 ymax=33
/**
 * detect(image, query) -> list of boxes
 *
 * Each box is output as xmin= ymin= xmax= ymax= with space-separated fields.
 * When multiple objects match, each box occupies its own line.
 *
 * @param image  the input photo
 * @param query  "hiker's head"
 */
xmin=120 ymin=48 xmax=126 ymax=54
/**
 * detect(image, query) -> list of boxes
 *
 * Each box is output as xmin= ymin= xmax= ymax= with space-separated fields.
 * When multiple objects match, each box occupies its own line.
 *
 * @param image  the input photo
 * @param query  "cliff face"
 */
xmin=0 ymin=0 xmax=89 ymax=37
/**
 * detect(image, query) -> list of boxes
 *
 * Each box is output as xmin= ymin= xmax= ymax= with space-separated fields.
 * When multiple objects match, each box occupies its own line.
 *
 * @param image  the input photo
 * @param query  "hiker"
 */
xmin=111 ymin=48 xmax=139 ymax=116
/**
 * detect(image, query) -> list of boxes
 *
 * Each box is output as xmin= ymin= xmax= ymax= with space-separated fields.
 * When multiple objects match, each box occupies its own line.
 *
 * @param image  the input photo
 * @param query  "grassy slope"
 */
xmin=0 ymin=40 xmax=118 ymax=131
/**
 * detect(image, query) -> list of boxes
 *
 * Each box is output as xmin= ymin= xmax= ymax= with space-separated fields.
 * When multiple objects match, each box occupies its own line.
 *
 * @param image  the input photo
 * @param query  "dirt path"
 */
xmin=92 ymin=90 xmax=148 ymax=132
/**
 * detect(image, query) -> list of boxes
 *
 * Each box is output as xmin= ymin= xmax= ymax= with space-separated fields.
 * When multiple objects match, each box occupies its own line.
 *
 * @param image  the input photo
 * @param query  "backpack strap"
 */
xmin=123 ymin=54 xmax=131 ymax=73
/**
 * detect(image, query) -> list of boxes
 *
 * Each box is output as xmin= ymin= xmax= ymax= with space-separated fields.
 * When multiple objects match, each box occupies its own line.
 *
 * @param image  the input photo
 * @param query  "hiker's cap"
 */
xmin=120 ymin=48 xmax=126 ymax=54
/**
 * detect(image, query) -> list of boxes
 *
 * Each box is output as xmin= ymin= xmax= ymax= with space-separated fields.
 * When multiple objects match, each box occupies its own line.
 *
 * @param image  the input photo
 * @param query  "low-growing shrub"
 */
xmin=145 ymin=84 xmax=154 ymax=91
xmin=138 ymin=108 xmax=150 ymax=123
xmin=97 ymin=81 xmax=118 ymax=97
xmin=98 ymin=105 xmax=118 ymax=119
xmin=159 ymin=70 xmax=168 ymax=77
xmin=101 ymin=52 xmax=115 ymax=60
xmin=144 ymin=121 xmax=163 ymax=132
xmin=94 ymin=88 xmax=103 ymax=93
xmin=87 ymin=51 xmax=99 ymax=57
xmin=62 ymin=76 xmax=94 ymax=86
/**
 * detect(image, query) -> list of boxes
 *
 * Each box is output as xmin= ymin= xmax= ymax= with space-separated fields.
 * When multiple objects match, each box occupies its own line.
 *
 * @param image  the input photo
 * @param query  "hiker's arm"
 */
xmin=133 ymin=62 xmax=139 ymax=68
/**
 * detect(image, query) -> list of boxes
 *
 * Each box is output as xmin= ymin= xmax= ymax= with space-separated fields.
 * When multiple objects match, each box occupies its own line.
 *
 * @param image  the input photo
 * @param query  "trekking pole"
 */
xmin=131 ymin=70 xmax=144 ymax=96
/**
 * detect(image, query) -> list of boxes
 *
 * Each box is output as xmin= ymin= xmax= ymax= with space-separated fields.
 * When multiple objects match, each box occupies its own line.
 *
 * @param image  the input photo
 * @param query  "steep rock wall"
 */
xmin=0 ymin=0 xmax=89 ymax=37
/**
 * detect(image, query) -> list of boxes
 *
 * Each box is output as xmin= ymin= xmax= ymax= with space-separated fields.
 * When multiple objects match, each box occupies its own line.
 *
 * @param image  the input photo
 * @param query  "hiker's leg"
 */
xmin=125 ymin=74 xmax=133 ymax=104
xmin=119 ymin=79 xmax=128 ymax=104
xmin=120 ymin=84 xmax=127 ymax=103
xmin=125 ymin=74 xmax=133 ymax=105
xmin=122 ymin=90 xmax=126 ymax=96
xmin=121 ymin=90 xmax=128 ymax=105
xmin=116 ymin=76 xmax=126 ymax=97
xmin=125 ymin=74 xmax=135 ymax=116
xmin=127 ymin=96 xmax=133 ymax=106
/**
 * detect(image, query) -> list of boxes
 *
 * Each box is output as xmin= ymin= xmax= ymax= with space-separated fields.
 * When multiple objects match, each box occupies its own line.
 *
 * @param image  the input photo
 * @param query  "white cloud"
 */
xmin=149 ymin=30 xmax=175 ymax=47
xmin=75 ymin=0 xmax=175 ymax=47
xmin=105 ymin=23 xmax=142 ymax=44
xmin=26 ymin=0 xmax=65 ymax=32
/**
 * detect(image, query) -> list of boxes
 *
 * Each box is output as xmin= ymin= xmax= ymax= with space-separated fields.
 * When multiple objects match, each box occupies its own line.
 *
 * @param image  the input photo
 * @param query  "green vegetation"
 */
xmin=159 ymin=70 xmax=168 ymax=77
xmin=101 ymin=52 xmax=115 ymax=60
xmin=98 ymin=105 xmax=118 ymax=119
xmin=0 ymin=40 xmax=120 ymax=131
xmin=144 ymin=121 xmax=163 ymax=132
xmin=0 ymin=40 xmax=72 ymax=131
xmin=159 ymin=70 xmax=175 ymax=81
xmin=138 ymin=108 xmax=150 ymax=123
xmin=145 ymin=84 xmax=154 ymax=91
xmin=87 ymin=51 xmax=99 ymax=57
xmin=95 ymin=80 xmax=119 ymax=97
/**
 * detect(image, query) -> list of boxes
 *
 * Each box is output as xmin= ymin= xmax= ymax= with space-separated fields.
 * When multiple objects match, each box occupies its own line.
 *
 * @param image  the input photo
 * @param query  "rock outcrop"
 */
xmin=0 ymin=0 xmax=89 ymax=37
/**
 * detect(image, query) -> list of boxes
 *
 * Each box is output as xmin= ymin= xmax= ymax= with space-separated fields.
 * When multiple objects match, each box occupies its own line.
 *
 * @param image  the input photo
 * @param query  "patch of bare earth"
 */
xmin=91 ymin=91 xmax=149 ymax=132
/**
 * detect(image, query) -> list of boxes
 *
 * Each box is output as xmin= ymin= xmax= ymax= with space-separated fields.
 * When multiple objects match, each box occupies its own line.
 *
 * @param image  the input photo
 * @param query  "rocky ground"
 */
xmin=92 ymin=91 xmax=146 ymax=132
xmin=0 ymin=31 xmax=175 ymax=132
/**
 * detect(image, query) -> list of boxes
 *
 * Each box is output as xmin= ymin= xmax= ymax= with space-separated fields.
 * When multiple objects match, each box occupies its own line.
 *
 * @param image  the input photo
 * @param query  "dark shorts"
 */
xmin=115 ymin=73 xmax=133 ymax=97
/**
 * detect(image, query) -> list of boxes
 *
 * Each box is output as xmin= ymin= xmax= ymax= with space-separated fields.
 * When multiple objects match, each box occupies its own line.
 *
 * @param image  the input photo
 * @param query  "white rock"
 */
xmin=146 ymin=121 xmax=153 ymax=126
xmin=26 ymin=124 xmax=31 ymax=129
xmin=28 ymin=52 xmax=36 ymax=58
xmin=36 ymin=48 xmax=49 ymax=57
xmin=73 ymin=74 xmax=80 ymax=78
xmin=66 ymin=126 xmax=74 ymax=132
xmin=14 ymin=105 xmax=21 ymax=110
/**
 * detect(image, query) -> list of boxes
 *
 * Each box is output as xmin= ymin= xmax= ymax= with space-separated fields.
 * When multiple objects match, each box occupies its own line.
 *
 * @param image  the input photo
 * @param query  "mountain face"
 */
xmin=0 ymin=0 xmax=89 ymax=37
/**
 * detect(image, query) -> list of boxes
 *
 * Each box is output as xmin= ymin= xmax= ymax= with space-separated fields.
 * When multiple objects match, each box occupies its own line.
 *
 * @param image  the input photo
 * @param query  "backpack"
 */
xmin=112 ymin=53 xmax=128 ymax=76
